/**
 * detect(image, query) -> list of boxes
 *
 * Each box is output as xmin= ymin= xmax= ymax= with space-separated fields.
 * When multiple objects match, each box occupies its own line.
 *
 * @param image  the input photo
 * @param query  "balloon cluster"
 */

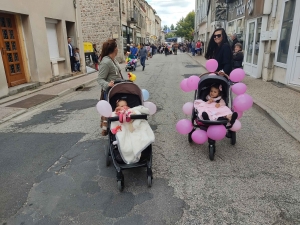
xmin=128 ymin=72 xmax=136 ymax=82
xmin=126 ymin=58 xmax=137 ymax=65
xmin=96 ymin=88 xmax=157 ymax=117
xmin=176 ymin=59 xmax=253 ymax=144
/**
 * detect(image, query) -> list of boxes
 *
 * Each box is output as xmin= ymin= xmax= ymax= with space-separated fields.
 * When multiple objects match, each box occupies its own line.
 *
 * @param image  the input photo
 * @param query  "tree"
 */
xmin=175 ymin=11 xmax=195 ymax=41
xmin=170 ymin=24 xmax=175 ymax=30
xmin=163 ymin=25 xmax=168 ymax=31
xmin=165 ymin=32 xmax=175 ymax=39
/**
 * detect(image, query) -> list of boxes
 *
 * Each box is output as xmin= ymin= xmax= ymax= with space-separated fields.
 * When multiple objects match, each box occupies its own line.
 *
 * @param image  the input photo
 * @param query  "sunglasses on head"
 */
xmin=213 ymin=34 xmax=222 ymax=39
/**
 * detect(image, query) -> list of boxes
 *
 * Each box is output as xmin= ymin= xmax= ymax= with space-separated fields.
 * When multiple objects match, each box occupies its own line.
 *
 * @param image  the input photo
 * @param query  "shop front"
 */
xmin=243 ymin=0 xmax=267 ymax=78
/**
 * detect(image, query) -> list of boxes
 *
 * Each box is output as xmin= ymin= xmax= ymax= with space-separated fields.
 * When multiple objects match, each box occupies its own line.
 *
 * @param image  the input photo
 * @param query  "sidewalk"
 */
xmin=187 ymin=53 xmax=300 ymax=143
xmin=0 ymin=70 xmax=101 ymax=124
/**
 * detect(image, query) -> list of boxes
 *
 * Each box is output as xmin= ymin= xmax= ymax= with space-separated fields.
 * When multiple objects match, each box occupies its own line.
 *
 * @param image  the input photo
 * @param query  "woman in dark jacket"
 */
xmin=232 ymin=43 xmax=244 ymax=69
xmin=205 ymin=28 xmax=232 ymax=76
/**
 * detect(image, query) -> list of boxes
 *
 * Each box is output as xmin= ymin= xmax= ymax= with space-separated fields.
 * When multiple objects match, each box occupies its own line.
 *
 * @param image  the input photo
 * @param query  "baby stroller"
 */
xmin=125 ymin=61 xmax=135 ymax=72
xmin=105 ymin=80 xmax=153 ymax=191
xmin=189 ymin=73 xmax=236 ymax=161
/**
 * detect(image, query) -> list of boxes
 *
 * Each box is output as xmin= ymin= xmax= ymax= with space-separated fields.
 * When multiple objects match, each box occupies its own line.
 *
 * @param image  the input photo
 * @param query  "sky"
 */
xmin=146 ymin=0 xmax=194 ymax=29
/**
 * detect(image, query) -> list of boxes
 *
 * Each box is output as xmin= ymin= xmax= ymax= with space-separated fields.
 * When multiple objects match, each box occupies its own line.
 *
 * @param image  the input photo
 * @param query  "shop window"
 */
xmin=45 ymin=19 xmax=59 ymax=59
xmin=277 ymin=0 xmax=296 ymax=64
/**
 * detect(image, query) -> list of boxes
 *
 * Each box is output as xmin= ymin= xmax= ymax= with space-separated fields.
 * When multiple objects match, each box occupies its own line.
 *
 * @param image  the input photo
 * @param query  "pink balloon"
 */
xmin=180 ymin=78 xmax=191 ymax=92
xmin=232 ymin=83 xmax=247 ymax=95
xmin=206 ymin=59 xmax=218 ymax=72
xmin=233 ymin=94 xmax=253 ymax=112
xmin=230 ymin=120 xmax=242 ymax=132
xmin=236 ymin=111 xmax=243 ymax=119
xmin=207 ymin=125 xmax=226 ymax=141
xmin=182 ymin=102 xmax=194 ymax=115
xmin=230 ymin=68 xmax=246 ymax=82
xmin=96 ymin=100 xmax=112 ymax=117
xmin=176 ymin=119 xmax=193 ymax=135
xmin=187 ymin=76 xmax=200 ymax=90
xmin=191 ymin=130 xmax=208 ymax=144
xmin=144 ymin=102 xmax=157 ymax=115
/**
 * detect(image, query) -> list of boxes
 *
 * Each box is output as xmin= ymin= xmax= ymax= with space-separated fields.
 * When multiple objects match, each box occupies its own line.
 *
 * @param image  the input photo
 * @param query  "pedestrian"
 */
xmin=98 ymin=39 xmax=124 ymax=136
xmin=130 ymin=43 xmax=138 ymax=69
xmin=232 ymin=43 xmax=244 ymax=69
xmin=196 ymin=40 xmax=201 ymax=56
xmin=230 ymin=33 xmax=239 ymax=52
xmin=139 ymin=43 xmax=148 ymax=71
xmin=67 ymin=37 xmax=76 ymax=73
xmin=164 ymin=44 xmax=169 ymax=56
xmin=92 ymin=44 xmax=99 ymax=71
xmin=205 ymin=28 xmax=232 ymax=76
xmin=74 ymin=48 xmax=81 ymax=72
xmin=191 ymin=40 xmax=196 ymax=56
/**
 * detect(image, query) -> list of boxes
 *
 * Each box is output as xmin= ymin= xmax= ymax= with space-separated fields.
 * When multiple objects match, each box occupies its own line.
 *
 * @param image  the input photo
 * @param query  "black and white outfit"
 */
xmin=68 ymin=43 xmax=75 ymax=72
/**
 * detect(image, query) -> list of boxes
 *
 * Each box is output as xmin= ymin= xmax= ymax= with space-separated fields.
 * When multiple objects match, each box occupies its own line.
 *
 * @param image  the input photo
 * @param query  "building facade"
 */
xmin=195 ymin=0 xmax=300 ymax=87
xmin=0 ymin=0 xmax=84 ymax=98
xmin=79 ymin=0 xmax=123 ymax=61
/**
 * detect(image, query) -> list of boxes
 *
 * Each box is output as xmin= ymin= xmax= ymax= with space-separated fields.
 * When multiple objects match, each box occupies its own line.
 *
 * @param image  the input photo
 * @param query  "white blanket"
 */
xmin=110 ymin=106 xmax=155 ymax=164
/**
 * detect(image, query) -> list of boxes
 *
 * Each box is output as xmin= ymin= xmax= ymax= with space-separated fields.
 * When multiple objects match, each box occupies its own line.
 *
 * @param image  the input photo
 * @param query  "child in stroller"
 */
xmin=105 ymin=81 xmax=154 ymax=191
xmin=195 ymin=83 xmax=238 ymax=128
xmin=125 ymin=60 xmax=136 ymax=72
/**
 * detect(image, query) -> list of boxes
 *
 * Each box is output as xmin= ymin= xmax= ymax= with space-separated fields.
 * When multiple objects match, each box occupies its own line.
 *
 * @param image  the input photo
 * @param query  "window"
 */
xmin=277 ymin=0 xmax=296 ymax=64
xmin=45 ymin=19 xmax=59 ymax=59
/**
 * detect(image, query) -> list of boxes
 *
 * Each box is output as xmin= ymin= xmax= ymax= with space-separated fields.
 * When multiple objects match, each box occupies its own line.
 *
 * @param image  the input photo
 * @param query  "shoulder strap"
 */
xmin=108 ymin=56 xmax=124 ymax=79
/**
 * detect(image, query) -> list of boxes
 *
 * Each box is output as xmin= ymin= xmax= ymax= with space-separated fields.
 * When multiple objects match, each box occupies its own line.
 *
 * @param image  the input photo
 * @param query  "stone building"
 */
xmin=79 ymin=0 xmax=123 ymax=62
xmin=0 ymin=0 xmax=84 ymax=99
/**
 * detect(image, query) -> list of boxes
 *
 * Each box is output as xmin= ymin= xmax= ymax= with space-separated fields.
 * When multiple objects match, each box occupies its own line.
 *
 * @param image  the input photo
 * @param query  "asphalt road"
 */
xmin=1 ymin=52 xmax=300 ymax=225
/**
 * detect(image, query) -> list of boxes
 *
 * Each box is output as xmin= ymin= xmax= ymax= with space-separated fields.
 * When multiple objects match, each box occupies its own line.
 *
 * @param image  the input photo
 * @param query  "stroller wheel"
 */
xmin=117 ymin=180 xmax=124 ymax=191
xmin=147 ymin=176 xmax=152 ymax=187
xmin=230 ymin=131 xmax=236 ymax=145
xmin=188 ymin=129 xmax=195 ymax=143
xmin=105 ymin=145 xmax=110 ymax=167
xmin=209 ymin=145 xmax=215 ymax=161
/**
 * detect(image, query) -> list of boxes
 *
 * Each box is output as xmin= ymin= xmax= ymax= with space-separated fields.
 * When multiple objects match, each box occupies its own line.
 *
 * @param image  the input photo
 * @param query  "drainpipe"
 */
xmin=271 ymin=0 xmax=278 ymax=18
xmin=118 ymin=0 xmax=124 ymax=62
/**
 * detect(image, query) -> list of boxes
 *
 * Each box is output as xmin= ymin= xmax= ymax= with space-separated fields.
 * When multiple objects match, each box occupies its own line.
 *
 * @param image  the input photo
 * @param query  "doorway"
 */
xmin=287 ymin=0 xmax=300 ymax=86
xmin=243 ymin=18 xmax=262 ymax=78
xmin=0 ymin=13 xmax=26 ymax=87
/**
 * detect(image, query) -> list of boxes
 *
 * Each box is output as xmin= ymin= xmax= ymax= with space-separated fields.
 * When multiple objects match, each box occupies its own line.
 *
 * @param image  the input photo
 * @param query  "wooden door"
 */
xmin=0 ymin=13 xmax=26 ymax=87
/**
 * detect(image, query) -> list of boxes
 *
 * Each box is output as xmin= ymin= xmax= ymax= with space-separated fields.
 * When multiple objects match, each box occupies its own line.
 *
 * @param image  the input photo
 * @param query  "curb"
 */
xmin=186 ymin=53 xmax=300 ymax=143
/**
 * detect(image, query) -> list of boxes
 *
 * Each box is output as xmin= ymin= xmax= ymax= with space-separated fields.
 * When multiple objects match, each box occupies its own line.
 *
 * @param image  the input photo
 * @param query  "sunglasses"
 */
xmin=213 ymin=34 xmax=222 ymax=39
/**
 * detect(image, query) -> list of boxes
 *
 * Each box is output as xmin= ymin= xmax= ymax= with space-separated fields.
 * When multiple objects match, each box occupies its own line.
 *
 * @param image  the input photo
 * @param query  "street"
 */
xmin=1 ymin=52 xmax=300 ymax=225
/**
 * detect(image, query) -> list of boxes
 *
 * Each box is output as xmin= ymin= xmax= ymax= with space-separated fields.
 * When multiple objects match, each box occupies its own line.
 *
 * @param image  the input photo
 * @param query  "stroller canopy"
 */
xmin=108 ymin=82 xmax=143 ymax=110
xmin=197 ymin=75 xmax=230 ymax=104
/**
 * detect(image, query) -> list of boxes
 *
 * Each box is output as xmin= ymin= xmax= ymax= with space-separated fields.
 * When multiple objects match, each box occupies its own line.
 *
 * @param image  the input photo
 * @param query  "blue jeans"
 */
xmin=75 ymin=61 xmax=81 ymax=71
xmin=140 ymin=56 xmax=146 ymax=68
xmin=192 ymin=48 xmax=195 ymax=56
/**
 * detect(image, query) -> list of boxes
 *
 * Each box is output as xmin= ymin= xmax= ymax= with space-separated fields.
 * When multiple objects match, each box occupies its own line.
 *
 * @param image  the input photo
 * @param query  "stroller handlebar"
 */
xmin=108 ymin=114 xmax=148 ymax=122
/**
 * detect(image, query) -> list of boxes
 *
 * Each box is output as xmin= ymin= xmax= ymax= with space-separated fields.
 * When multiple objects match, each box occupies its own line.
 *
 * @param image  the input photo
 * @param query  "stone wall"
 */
xmin=79 ymin=0 xmax=124 ymax=62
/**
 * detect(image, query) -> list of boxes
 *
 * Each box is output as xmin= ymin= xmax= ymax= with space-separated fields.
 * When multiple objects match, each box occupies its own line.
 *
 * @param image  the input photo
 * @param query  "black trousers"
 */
xmin=70 ymin=56 xmax=75 ymax=72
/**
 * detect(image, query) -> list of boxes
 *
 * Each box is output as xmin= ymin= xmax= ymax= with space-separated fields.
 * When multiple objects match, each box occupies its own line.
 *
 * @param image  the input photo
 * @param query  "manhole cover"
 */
xmin=183 ymin=74 xmax=201 ymax=78
xmin=6 ymin=94 xmax=56 ymax=108
xmin=185 ymin=65 xmax=201 ymax=68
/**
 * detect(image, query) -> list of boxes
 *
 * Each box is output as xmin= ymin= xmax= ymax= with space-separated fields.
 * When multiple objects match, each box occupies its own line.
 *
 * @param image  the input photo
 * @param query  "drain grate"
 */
xmin=183 ymin=74 xmax=201 ymax=78
xmin=271 ymin=82 xmax=285 ymax=88
xmin=185 ymin=65 xmax=201 ymax=68
xmin=6 ymin=94 xmax=57 ymax=108
xmin=76 ymin=86 xmax=94 ymax=91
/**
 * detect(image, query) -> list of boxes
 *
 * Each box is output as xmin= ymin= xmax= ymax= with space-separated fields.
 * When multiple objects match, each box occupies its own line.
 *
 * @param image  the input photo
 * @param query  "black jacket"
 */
xmin=232 ymin=51 xmax=244 ymax=69
xmin=214 ymin=43 xmax=232 ymax=75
